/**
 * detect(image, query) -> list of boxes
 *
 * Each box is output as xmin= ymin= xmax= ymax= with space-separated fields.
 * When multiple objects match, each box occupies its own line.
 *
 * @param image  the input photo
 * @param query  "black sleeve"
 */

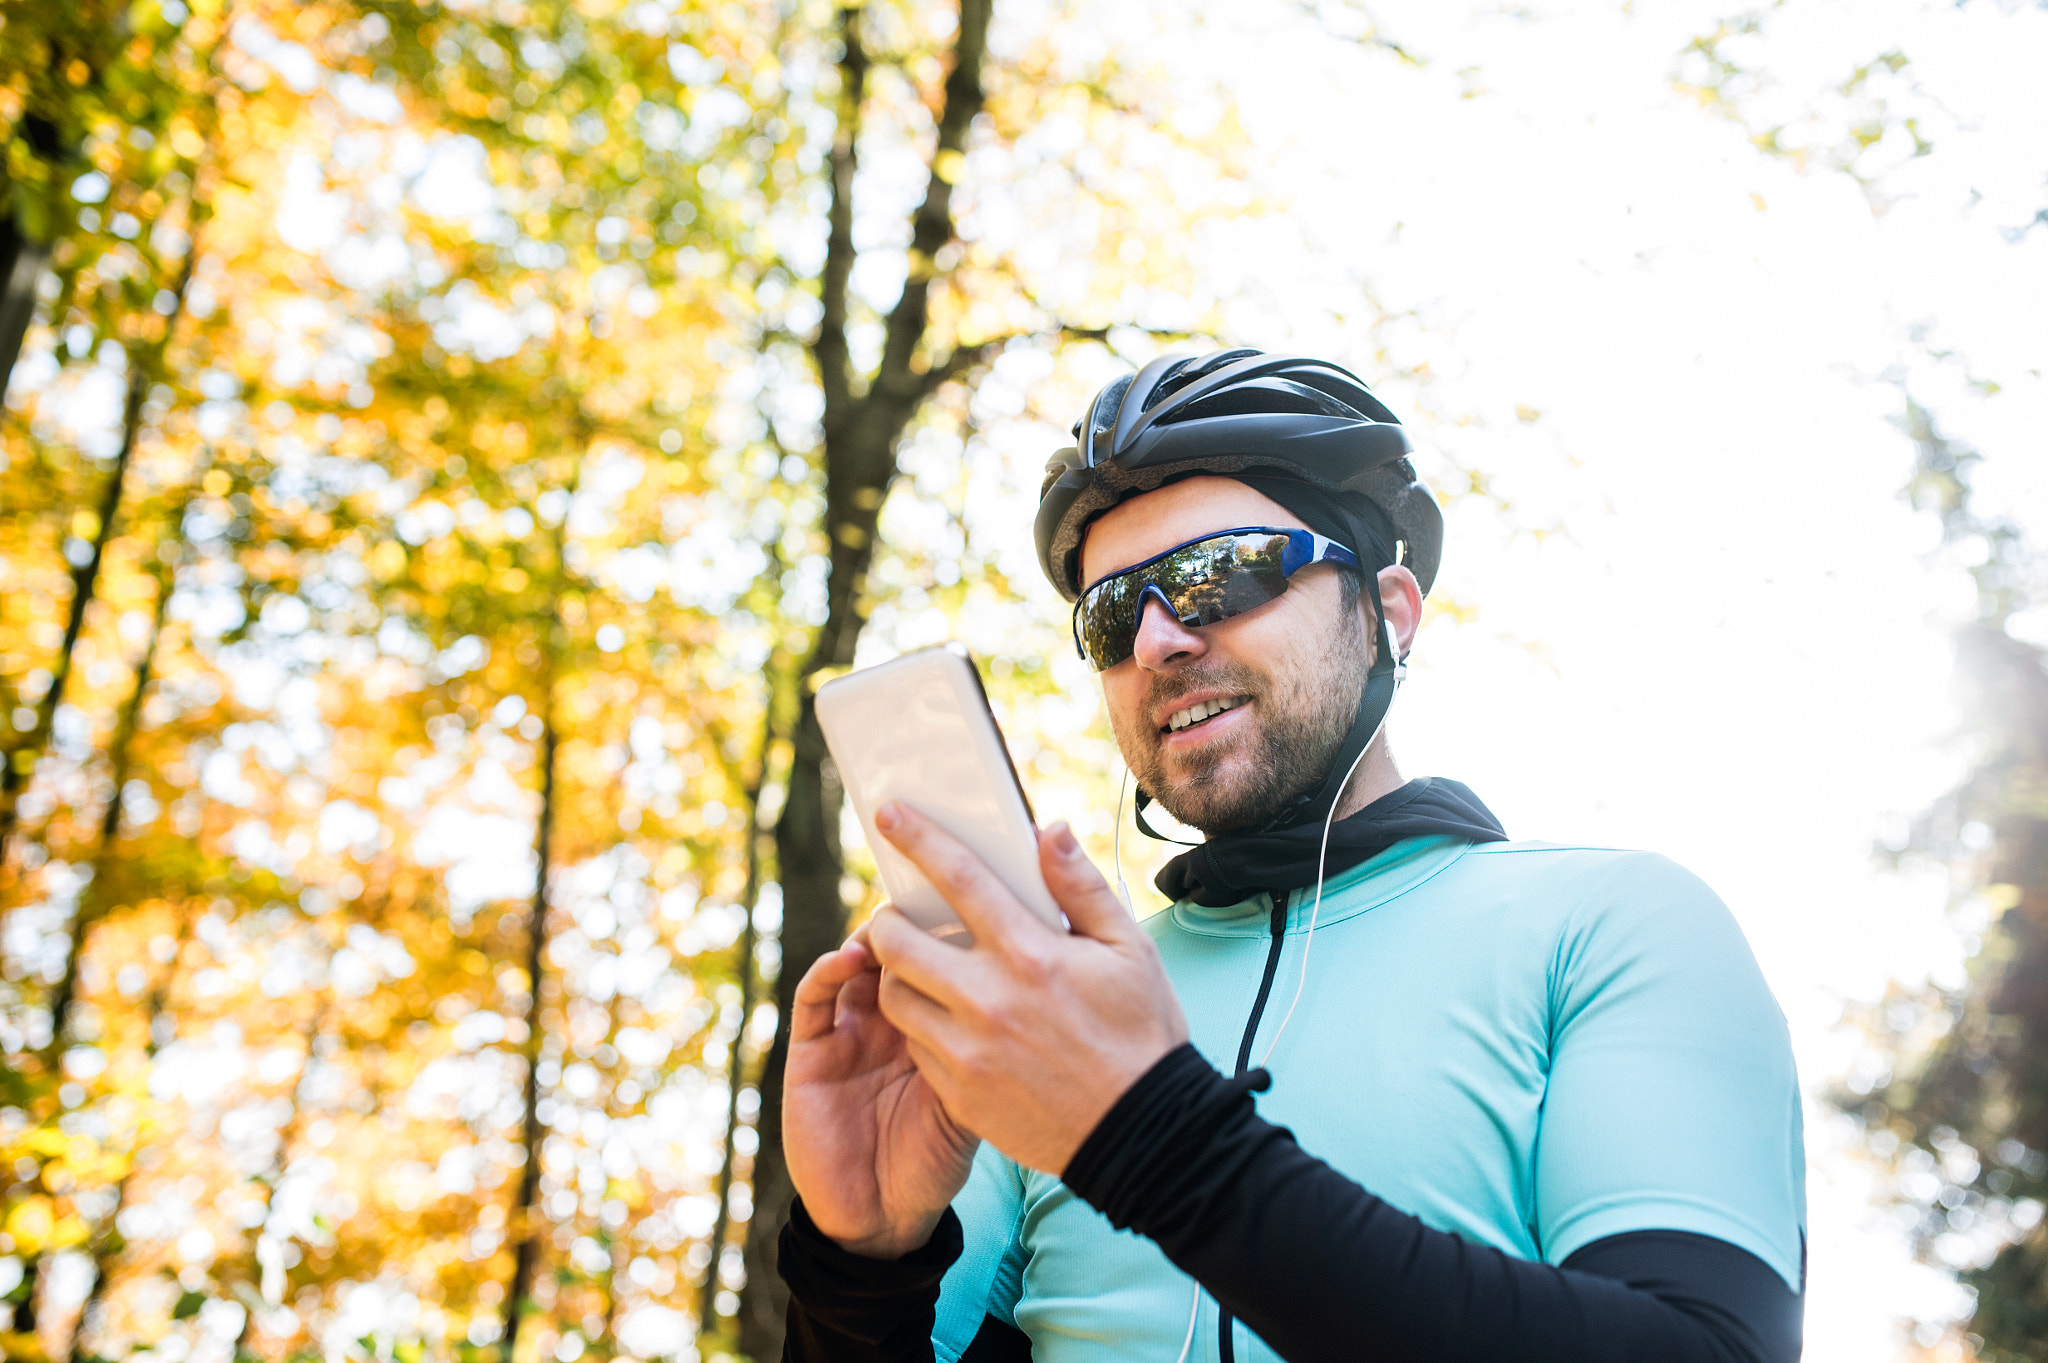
xmin=778 ymin=1198 xmax=1032 ymax=1362
xmin=1061 ymin=1043 xmax=1803 ymax=1363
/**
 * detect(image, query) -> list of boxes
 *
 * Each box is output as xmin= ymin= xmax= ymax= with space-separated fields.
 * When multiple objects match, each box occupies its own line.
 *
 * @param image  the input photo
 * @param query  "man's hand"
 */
xmin=783 ymin=926 xmax=980 ymax=1259
xmin=867 ymin=804 xmax=1190 ymax=1175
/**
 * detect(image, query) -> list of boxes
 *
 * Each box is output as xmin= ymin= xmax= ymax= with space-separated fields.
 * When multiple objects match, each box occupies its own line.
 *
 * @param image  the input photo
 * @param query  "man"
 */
xmin=774 ymin=351 xmax=1804 ymax=1362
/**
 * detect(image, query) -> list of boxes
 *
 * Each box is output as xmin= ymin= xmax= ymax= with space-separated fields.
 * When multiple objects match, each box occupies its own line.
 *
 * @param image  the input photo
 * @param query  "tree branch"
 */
xmin=871 ymin=0 xmax=993 ymax=423
xmin=813 ymin=4 xmax=868 ymax=437
xmin=910 ymin=321 xmax=1203 ymax=408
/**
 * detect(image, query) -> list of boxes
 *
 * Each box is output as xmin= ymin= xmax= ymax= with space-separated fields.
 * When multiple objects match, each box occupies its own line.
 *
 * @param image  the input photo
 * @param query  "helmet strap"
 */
xmin=1263 ymin=565 xmax=1402 ymax=833
xmin=1260 ymin=620 xmax=1401 ymax=833
xmin=1131 ymin=790 xmax=1201 ymax=846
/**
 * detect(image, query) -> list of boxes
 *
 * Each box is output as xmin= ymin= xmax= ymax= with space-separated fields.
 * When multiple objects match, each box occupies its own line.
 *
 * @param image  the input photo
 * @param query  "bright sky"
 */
xmin=1002 ymin=0 xmax=2046 ymax=1356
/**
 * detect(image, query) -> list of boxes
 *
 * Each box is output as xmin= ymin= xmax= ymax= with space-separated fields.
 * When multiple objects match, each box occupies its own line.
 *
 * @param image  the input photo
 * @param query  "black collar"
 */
xmin=1155 ymin=777 xmax=1507 ymax=908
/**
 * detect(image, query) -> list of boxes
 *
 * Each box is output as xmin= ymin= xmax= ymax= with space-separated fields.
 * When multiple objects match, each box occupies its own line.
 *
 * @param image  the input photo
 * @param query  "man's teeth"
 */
xmin=1166 ymin=696 xmax=1247 ymax=732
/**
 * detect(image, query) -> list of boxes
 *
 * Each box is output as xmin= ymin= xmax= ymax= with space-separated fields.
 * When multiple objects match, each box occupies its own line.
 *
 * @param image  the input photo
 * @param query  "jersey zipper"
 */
xmin=1218 ymin=888 xmax=1290 ymax=1363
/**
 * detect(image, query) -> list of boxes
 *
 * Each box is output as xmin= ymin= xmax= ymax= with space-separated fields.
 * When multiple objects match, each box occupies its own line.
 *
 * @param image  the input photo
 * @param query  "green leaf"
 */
xmin=172 ymin=1289 xmax=208 ymax=1320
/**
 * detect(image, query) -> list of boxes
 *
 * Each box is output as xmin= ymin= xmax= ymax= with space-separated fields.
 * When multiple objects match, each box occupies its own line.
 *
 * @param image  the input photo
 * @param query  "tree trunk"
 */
xmin=38 ymin=560 xmax=174 ymax=1074
xmin=738 ymin=694 xmax=852 ymax=1358
xmin=8 ymin=1260 xmax=39 ymax=1358
xmin=20 ymin=564 xmax=173 ymax=1357
xmin=502 ymin=448 xmax=582 ymax=1358
xmin=0 ymin=238 xmax=196 ymax=868
xmin=0 ymin=114 xmax=62 ymax=400
xmin=502 ymin=655 xmax=560 ymax=1360
xmin=737 ymin=2 xmax=994 ymax=1354
xmin=699 ymin=720 xmax=773 ymax=1338
xmin=597 ymin=1225 xmax=625 ymax=1360
xmin=0 ymin=212 xmax=52 ymax=402
xmin=0 ymin=369 xmax=145 ymax=868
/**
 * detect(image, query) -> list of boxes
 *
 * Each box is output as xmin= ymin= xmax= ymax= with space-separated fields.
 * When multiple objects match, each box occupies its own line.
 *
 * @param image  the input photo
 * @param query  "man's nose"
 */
xmin=1130 ymin=589 xmax=1207 ymax=671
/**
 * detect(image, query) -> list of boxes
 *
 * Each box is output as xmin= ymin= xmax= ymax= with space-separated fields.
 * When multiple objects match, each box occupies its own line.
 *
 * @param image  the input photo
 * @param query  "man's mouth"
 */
xmin=1162 ymin=695 xmax=1251 ymax=734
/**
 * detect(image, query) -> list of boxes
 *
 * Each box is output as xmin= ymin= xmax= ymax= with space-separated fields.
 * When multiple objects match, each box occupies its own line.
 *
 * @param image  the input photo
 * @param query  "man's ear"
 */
xmin=1376 ymin=565 xmax=1423 ymax=659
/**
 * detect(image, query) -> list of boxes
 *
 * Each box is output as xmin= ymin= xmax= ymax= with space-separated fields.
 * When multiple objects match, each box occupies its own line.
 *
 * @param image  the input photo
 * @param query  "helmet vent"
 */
xmin=1178 ymin=376 xmax=1357 ymax=423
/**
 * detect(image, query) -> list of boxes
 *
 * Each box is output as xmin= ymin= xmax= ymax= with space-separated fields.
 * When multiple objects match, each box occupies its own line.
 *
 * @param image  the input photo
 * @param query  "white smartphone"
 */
xmin=816 ymin=644 xmax=1061 ymax=940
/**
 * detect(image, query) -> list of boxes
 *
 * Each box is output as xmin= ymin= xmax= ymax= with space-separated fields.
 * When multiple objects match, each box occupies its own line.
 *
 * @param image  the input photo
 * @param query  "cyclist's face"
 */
xmin=1079 ymin=478 xmax=1372 ymax=834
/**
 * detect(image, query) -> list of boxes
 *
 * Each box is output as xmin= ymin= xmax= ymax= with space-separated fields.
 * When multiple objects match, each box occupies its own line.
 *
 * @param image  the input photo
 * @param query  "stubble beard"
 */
xmin=1115 ymin=612 xmax=1371 ymax=835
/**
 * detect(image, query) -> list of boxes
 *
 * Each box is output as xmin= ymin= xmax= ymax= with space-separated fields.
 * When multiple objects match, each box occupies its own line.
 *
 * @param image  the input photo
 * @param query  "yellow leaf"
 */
xmin=370 ymin=541 xmax=408 ymax=581
xmin=6 ymin=1196 xmax=55 ymax=1253
xmin=0 ymin=1329 xmax=50 ymax=1363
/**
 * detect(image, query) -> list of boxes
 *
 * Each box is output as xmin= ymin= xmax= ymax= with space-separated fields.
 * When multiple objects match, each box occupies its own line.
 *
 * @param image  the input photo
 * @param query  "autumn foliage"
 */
xmin=0 ymin=0 xmax=1244 ymax=1359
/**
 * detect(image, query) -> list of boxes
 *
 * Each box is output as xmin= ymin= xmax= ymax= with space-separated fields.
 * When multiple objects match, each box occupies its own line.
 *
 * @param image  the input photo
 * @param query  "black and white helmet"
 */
xmin=1034 ymin=348 xmax=1442 ymax=602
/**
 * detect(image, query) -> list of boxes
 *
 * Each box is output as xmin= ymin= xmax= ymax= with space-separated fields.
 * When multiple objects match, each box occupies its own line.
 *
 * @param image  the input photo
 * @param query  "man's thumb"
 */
xmin=1038 ymin=822 xmax=1132 ymax=939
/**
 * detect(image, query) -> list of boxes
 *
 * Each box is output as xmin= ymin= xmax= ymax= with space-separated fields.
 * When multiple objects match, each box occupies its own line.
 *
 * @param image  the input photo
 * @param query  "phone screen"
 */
xmin=816 ymin=645 xmax=1061 ymax=937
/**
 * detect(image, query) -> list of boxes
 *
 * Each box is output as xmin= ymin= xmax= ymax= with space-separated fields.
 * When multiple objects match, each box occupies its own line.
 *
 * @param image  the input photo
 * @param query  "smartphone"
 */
xmin=816 ymin=644 xmax=1061 ymax=941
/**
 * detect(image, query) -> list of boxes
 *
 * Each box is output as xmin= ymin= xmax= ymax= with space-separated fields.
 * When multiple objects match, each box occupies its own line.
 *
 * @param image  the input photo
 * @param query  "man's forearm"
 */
xmin=1063 ymin=1044 xmax=1800 ymax=1363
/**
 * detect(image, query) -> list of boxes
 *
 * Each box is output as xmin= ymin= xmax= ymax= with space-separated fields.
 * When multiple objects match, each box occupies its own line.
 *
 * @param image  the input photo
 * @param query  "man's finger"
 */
xmin=792 ymin=945 xmax=875 ymax=1043
xmin=836 ymin=953 xmax=882 ymax=1015
xmin=877 ymin=963 xmax=967 ymax=1059
xmin=868 ymin=903 xmax=982 ymax=1016
xmin=902 ymin=1034 xmax=974 ymax=1119
xmin=1037 ymin=821 xmax=1135 ymax=942
xmin=876 ymin=801 xmax=1045 ymax=952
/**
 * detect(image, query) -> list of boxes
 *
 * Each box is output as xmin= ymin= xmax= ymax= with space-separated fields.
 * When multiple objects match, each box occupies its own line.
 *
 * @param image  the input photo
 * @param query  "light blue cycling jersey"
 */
xmin=928 ymin=835 xmax=1806 ymax=1363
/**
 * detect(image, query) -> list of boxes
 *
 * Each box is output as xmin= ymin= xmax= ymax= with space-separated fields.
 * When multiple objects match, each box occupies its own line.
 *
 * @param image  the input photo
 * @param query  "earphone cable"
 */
xmin=1258 ymin=639 xmax=1401 ymax=1068
xmin=1113 ymin=765 xmax=1135 ymax=916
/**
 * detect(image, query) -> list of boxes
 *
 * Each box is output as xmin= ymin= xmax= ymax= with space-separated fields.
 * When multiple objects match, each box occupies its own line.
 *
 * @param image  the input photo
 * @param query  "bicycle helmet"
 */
xmin=1035 ymin=349 xmax=1441 ymax=603
xmin=1038 ymin=348 xmax=1443 ymax=836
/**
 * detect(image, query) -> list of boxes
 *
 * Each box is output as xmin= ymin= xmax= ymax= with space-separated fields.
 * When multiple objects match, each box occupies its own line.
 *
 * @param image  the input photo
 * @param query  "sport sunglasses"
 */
xmin=1072 ymin=526 xmax=1359 ymax=671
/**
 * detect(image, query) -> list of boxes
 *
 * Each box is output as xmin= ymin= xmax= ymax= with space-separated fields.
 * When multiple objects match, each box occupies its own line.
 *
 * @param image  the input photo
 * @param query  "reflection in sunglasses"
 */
xmin=1072 ymin=528 xmax=1354 ymax=671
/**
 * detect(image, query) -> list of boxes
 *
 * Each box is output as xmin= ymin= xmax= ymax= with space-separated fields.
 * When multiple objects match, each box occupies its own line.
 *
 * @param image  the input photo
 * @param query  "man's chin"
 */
xmin=1154 ymin=765 xmax=1293 ymax=836
xmin=1159 ymin=795 xmax=1283 ymax=837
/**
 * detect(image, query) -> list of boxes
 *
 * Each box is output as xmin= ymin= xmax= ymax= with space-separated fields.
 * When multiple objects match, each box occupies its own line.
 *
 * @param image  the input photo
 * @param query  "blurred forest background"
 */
xmin=0 ymin=0 xmax=2041 ymax=1361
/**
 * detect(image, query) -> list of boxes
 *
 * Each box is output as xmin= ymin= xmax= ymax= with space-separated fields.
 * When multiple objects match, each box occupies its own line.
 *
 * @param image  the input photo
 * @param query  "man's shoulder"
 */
xmin=1454 ymin=839 xmax=1715 ymax=898
xmin=1436 ymin=839 xmax=1741 ymax=953
xmin=1457 ymin=840 xmax=1760 ymax=979
xmin=1461 ymin=837 xmax=1682 ymax=867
